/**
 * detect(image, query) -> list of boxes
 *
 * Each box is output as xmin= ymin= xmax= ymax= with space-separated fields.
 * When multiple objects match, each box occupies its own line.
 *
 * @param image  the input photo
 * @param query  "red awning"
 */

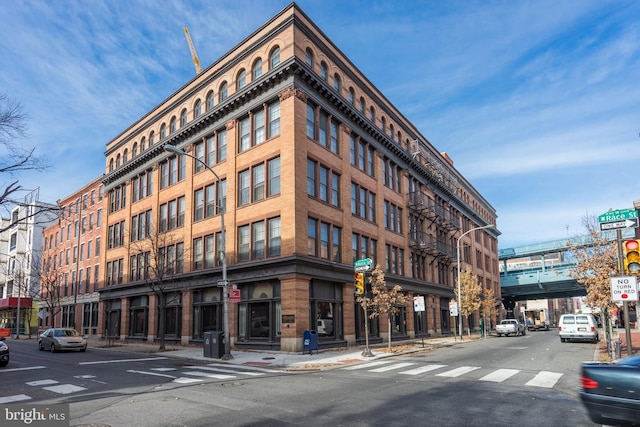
xmin=0 ymin=297 xmax=32 ymax=308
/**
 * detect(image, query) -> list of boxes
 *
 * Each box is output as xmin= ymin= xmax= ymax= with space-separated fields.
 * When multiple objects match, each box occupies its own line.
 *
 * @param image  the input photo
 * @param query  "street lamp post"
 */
xmin=456 ymin=224 xmax=494 ymax=339
xmin=164 ymin=144 xmax=232 ymax=360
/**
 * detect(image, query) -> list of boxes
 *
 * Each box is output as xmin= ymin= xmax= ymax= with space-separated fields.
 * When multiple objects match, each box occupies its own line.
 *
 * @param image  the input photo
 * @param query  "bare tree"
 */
xmin=455 ymin=267 xmax=483 ymax=336
xmin=0 ymin=93 xmax=49 ymax=226
xmin=33 ymin=252 xmax=64 ymax=331
xmin=129 ymin=225 xmax=185 ymax=351
xmin=365 ymin=264 xmax=410 ymax=352
xmin=568 ymin=216 xmax=618 ymax=339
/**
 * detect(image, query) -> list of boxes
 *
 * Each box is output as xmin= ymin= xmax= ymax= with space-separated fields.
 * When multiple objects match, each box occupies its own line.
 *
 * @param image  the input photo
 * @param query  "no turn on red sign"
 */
xmin=611 ymin=276 xmax=639 ymax=302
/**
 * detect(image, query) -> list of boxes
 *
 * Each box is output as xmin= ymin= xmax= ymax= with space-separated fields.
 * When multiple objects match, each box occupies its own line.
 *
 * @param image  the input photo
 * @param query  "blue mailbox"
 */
xmin=303 ymin=330 xmax=319 ymax=355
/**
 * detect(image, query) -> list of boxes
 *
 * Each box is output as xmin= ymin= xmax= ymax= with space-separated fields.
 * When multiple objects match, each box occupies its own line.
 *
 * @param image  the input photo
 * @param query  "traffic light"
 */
xmin=623 ymin=239 xmax=640 ymax=274
xmin=354 ymin=272 xmax=365 ymax=295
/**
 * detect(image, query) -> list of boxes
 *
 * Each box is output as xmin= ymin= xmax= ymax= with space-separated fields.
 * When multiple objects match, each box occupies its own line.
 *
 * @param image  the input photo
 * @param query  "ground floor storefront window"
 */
xmin=237 ymin=280 xmax=280 ymax=342
xmin=158 ymin=292 xmax=182 ymax=339
xmin=129 ymin=295 xmax=148 ymax=337
xmin=391 ymin=306 xmax=407 ymax=338
xmin=104 ymin=299 xmax=121 ymax=339
xmin=440 ymin=297 xmax=451 ymax=333
xmin=82 ymin=302 xmax=98 ymax=335
xmin=310 ymin=280 xmax=342 ymax=340
xmin=355 ymin=301 xmax=380 ymax=342
xmin=192 ymin=287 xmax=221 ymax=340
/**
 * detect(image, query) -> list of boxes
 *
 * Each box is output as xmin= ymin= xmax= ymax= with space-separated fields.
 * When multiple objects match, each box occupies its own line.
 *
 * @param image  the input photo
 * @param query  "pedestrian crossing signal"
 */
xmin=354 ymin=273 xmax=365 ymax=295
xmin=623 ymin=239 xmax=640 ymax=274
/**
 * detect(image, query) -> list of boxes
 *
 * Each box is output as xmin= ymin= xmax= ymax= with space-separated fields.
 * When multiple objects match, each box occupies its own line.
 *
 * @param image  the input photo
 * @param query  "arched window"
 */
xmin=389 ymin=123 xmax=394 ymax=138
xmin=160 ymin=123 xmax=167 ymax=139
xmin=132 ymin=142 xmax=138 ymax=157
xmin=320 ymin=61 xmax=328 ymax=81
xmin=169 ymin=117 xmax=177 ymax=133
xmin=180 ymin=109 xmax=188 ymax=127
xmin=348 ymin=87 xmax=355 ymax=105
xmin=141 ymin=136 xmax=147 ymax=151
xmin=237 ymin=69 xmax=246 ymax=90
xmin=369 ymin=106 xmax=375 ymax=121
xmin=381 ymin=117 xmax=386 ymax=133
xmin=359 ymin=97 xmax=365 ymax=113
xmin=194 ymin=99 xmax=202 ymax=118
xmin=397 ymin=131 xmax=401 ymax=144
xmin=206 ymin=91 xmax=214 ymax=111
xmin=252 ymin=58 xmax=262 ymax=80
xmin=305 ymin=48 xmax=314 ymax=68
xmin=123 ymin=149 xmax=128 ymax=163
xmin=116 ymin=153 xmax=121 ymax=167
xmin=219 ymin=82 xmax=228 ymax=102
xmin=149 ymin=131 xmax=155 ymax=145
xmin=109 ymin=158 xmax=114 ymax=172
xmin=269 ymin=46 xmax=280 ymax=69
xmin=333 ymin=74 xmax=341 ymax=93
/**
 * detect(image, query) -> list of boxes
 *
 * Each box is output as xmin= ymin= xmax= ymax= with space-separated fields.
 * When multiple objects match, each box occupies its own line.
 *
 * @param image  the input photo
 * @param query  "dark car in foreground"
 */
xmin=0 ymin=338 xmax=8 ymax=367
xmin=580 ymin=355 xmax=640 ymax=425
xmin=38 ymin=328 xmax=87 ymax=352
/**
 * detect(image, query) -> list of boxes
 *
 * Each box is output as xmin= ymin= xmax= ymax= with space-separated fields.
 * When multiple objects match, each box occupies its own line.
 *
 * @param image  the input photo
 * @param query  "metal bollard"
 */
xmin=614 ymin=339 xmax=622 ymax=359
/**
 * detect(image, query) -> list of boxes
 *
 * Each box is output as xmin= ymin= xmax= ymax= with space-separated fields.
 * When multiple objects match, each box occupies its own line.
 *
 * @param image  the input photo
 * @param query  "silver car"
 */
xmin=39 ymin=328 xmax=87 ymax=352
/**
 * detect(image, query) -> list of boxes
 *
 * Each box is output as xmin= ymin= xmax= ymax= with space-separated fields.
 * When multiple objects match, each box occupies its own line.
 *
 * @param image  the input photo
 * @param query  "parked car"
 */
xmin=580 ymin=354 xmax=640 ymax=425
xmin=558 ymin=314 xmax=599 ymax=343
xmin=38 ymin=328 xmax=87 ymax=352
xmin=0 ymin=338 xmax=9 ymax=367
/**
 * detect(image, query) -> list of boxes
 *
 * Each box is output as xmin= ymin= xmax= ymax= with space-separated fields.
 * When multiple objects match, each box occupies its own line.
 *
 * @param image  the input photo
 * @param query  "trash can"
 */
xmin=303 ymin=330 xmax=318 ymax=355
xmin=204 ymin=331 xmax=224 ymax=358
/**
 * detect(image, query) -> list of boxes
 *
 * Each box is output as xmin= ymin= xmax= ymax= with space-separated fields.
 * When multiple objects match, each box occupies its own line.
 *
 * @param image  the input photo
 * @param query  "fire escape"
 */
xmin=407 ymin=191 xmax=459 ymax=263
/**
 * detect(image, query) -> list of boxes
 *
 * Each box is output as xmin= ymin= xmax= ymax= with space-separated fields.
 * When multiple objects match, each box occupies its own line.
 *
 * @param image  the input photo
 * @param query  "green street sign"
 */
xmin=354 ymin=258 xmax=372 ymax=268
xmin=598 ymin=209 xmax=638 ymax=224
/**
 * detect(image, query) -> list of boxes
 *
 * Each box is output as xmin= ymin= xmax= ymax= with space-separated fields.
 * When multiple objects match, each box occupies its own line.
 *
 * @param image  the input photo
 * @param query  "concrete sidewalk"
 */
xmin=89 ymin=335 xmax=471 ymax=370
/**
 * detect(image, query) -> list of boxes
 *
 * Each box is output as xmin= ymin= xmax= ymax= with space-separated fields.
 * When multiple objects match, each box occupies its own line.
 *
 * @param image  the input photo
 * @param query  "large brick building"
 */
xmin=95 ymin=3 xmax=499 ymax=352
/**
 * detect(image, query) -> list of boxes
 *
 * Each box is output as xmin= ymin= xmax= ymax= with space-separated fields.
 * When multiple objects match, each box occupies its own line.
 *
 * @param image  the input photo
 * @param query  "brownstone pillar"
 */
xmin=279 ymin=274 xmax=310 ymax=352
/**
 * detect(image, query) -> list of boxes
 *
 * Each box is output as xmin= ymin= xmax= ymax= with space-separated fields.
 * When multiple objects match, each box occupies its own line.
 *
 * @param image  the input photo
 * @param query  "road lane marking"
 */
xmin=480 ymin=369 xmax=519 ymax=382
xmin=400 ymin=364 xmax=447 ymax=375
xmin=343 ymin=361 xmax=393 ymax=370
xmin=436 ymin=366 xmax=480 ymax=377
xmin=0 ymin=394 xmax=31 ymax=403
xmin=174 ymin=378 xmax=203 ymax=384
xmin=0 ymin=366 xmax=46 ymax=373
xmin=369 ymin=362 xmax=416 ymax=373
xmin=81 ymin=357 xmax=168 ymax=365
xmin=525 ymin=371 xmax=563 ymax=388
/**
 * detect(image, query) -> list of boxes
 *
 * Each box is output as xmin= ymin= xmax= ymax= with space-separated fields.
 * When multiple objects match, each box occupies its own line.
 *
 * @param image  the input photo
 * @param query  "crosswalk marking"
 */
xmin=400 ymin=364 xmax=447 ymax=376
xmin=42 ymin=384 xmax=87 ymax=394
xmin=181 ymin=371 xmax=236 ymax=380
xmin=26 ymin=379 xmax=58 ymax=386
xmin=204 ymin=363 xmax=284 ymax=374
xmin=525 ymin=371 xmax=563 ymax=388
xmin=343 ymin=360 xmax=394 ymax=370
xmin=369 ymin=362 xmax=416 ymax=373
xmin=480 ymin=369 xmax=519 ymax=382
xmin=0 ymin=394 xmax=31 ymax=403
xmin=185 ymin=366 xmax=264 ymax=376
xmin=436 ymin=366 xmax=480 ymax=377
xmin=174 ymin=378 xmax=203 ymax=384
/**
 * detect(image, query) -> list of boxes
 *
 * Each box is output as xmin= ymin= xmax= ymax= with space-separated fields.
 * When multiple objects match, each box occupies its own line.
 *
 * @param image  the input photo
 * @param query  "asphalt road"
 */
xmin=0 ymin=332 xmax=600 ymax=426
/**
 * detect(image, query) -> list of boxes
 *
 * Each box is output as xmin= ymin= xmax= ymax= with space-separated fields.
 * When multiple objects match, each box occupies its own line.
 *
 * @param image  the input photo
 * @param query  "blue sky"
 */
xmin=1 ymin=0 xmax=639 ymax=249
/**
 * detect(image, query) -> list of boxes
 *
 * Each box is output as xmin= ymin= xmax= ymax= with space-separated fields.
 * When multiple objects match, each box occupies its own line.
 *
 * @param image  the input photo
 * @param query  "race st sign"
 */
xmin=610 ymin=276 xmax=639 ymax=302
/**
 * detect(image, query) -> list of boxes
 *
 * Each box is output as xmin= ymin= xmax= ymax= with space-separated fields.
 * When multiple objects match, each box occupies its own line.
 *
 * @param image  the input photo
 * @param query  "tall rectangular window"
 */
xmin=268 ymin=157 xmax=280 ymax=196
xmin=253 ymin=164 xmax=265 ymax=202
xmin=238 ymin=170 xmax=250 ymax=206
xmin=239 ymin=117 xmax=250 ymax=152
xmin=268 ymin=101 xmax=280 ymax=138
xmin=253 ymin=110 xmax=265 ymax=145
xmin=306 ymin=103 xmax=316 ymax=139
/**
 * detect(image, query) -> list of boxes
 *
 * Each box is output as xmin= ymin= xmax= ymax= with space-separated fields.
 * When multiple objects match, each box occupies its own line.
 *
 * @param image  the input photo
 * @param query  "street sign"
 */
xmin=611 ymin=276 xmax=638 ymax=302
xmin=599 ymin=218 xmax=638 ymax=231
xmin=449 ymin=299 xmax=458 ymax=316
xmin=354 ymin=258 xmax=373 ymax=272
xmin=216 ymin=279 xmax=229 ymax=287
xmin=598 ymin=209 xmax=638 ymax=224
xmin=413 ymin=296 xmax=425 ymax=312
xmin=229 ymin=288 xmax=241 ymax=303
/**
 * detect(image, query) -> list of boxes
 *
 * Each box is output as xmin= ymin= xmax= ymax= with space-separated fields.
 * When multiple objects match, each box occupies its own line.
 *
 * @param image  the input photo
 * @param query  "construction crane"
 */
xmin=183 ymin=27 xmax=202 ymax=75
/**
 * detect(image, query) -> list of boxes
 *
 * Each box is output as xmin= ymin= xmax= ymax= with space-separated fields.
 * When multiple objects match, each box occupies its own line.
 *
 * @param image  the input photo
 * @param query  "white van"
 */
xmin=558 ymin=314 xmax=599 ymax=343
